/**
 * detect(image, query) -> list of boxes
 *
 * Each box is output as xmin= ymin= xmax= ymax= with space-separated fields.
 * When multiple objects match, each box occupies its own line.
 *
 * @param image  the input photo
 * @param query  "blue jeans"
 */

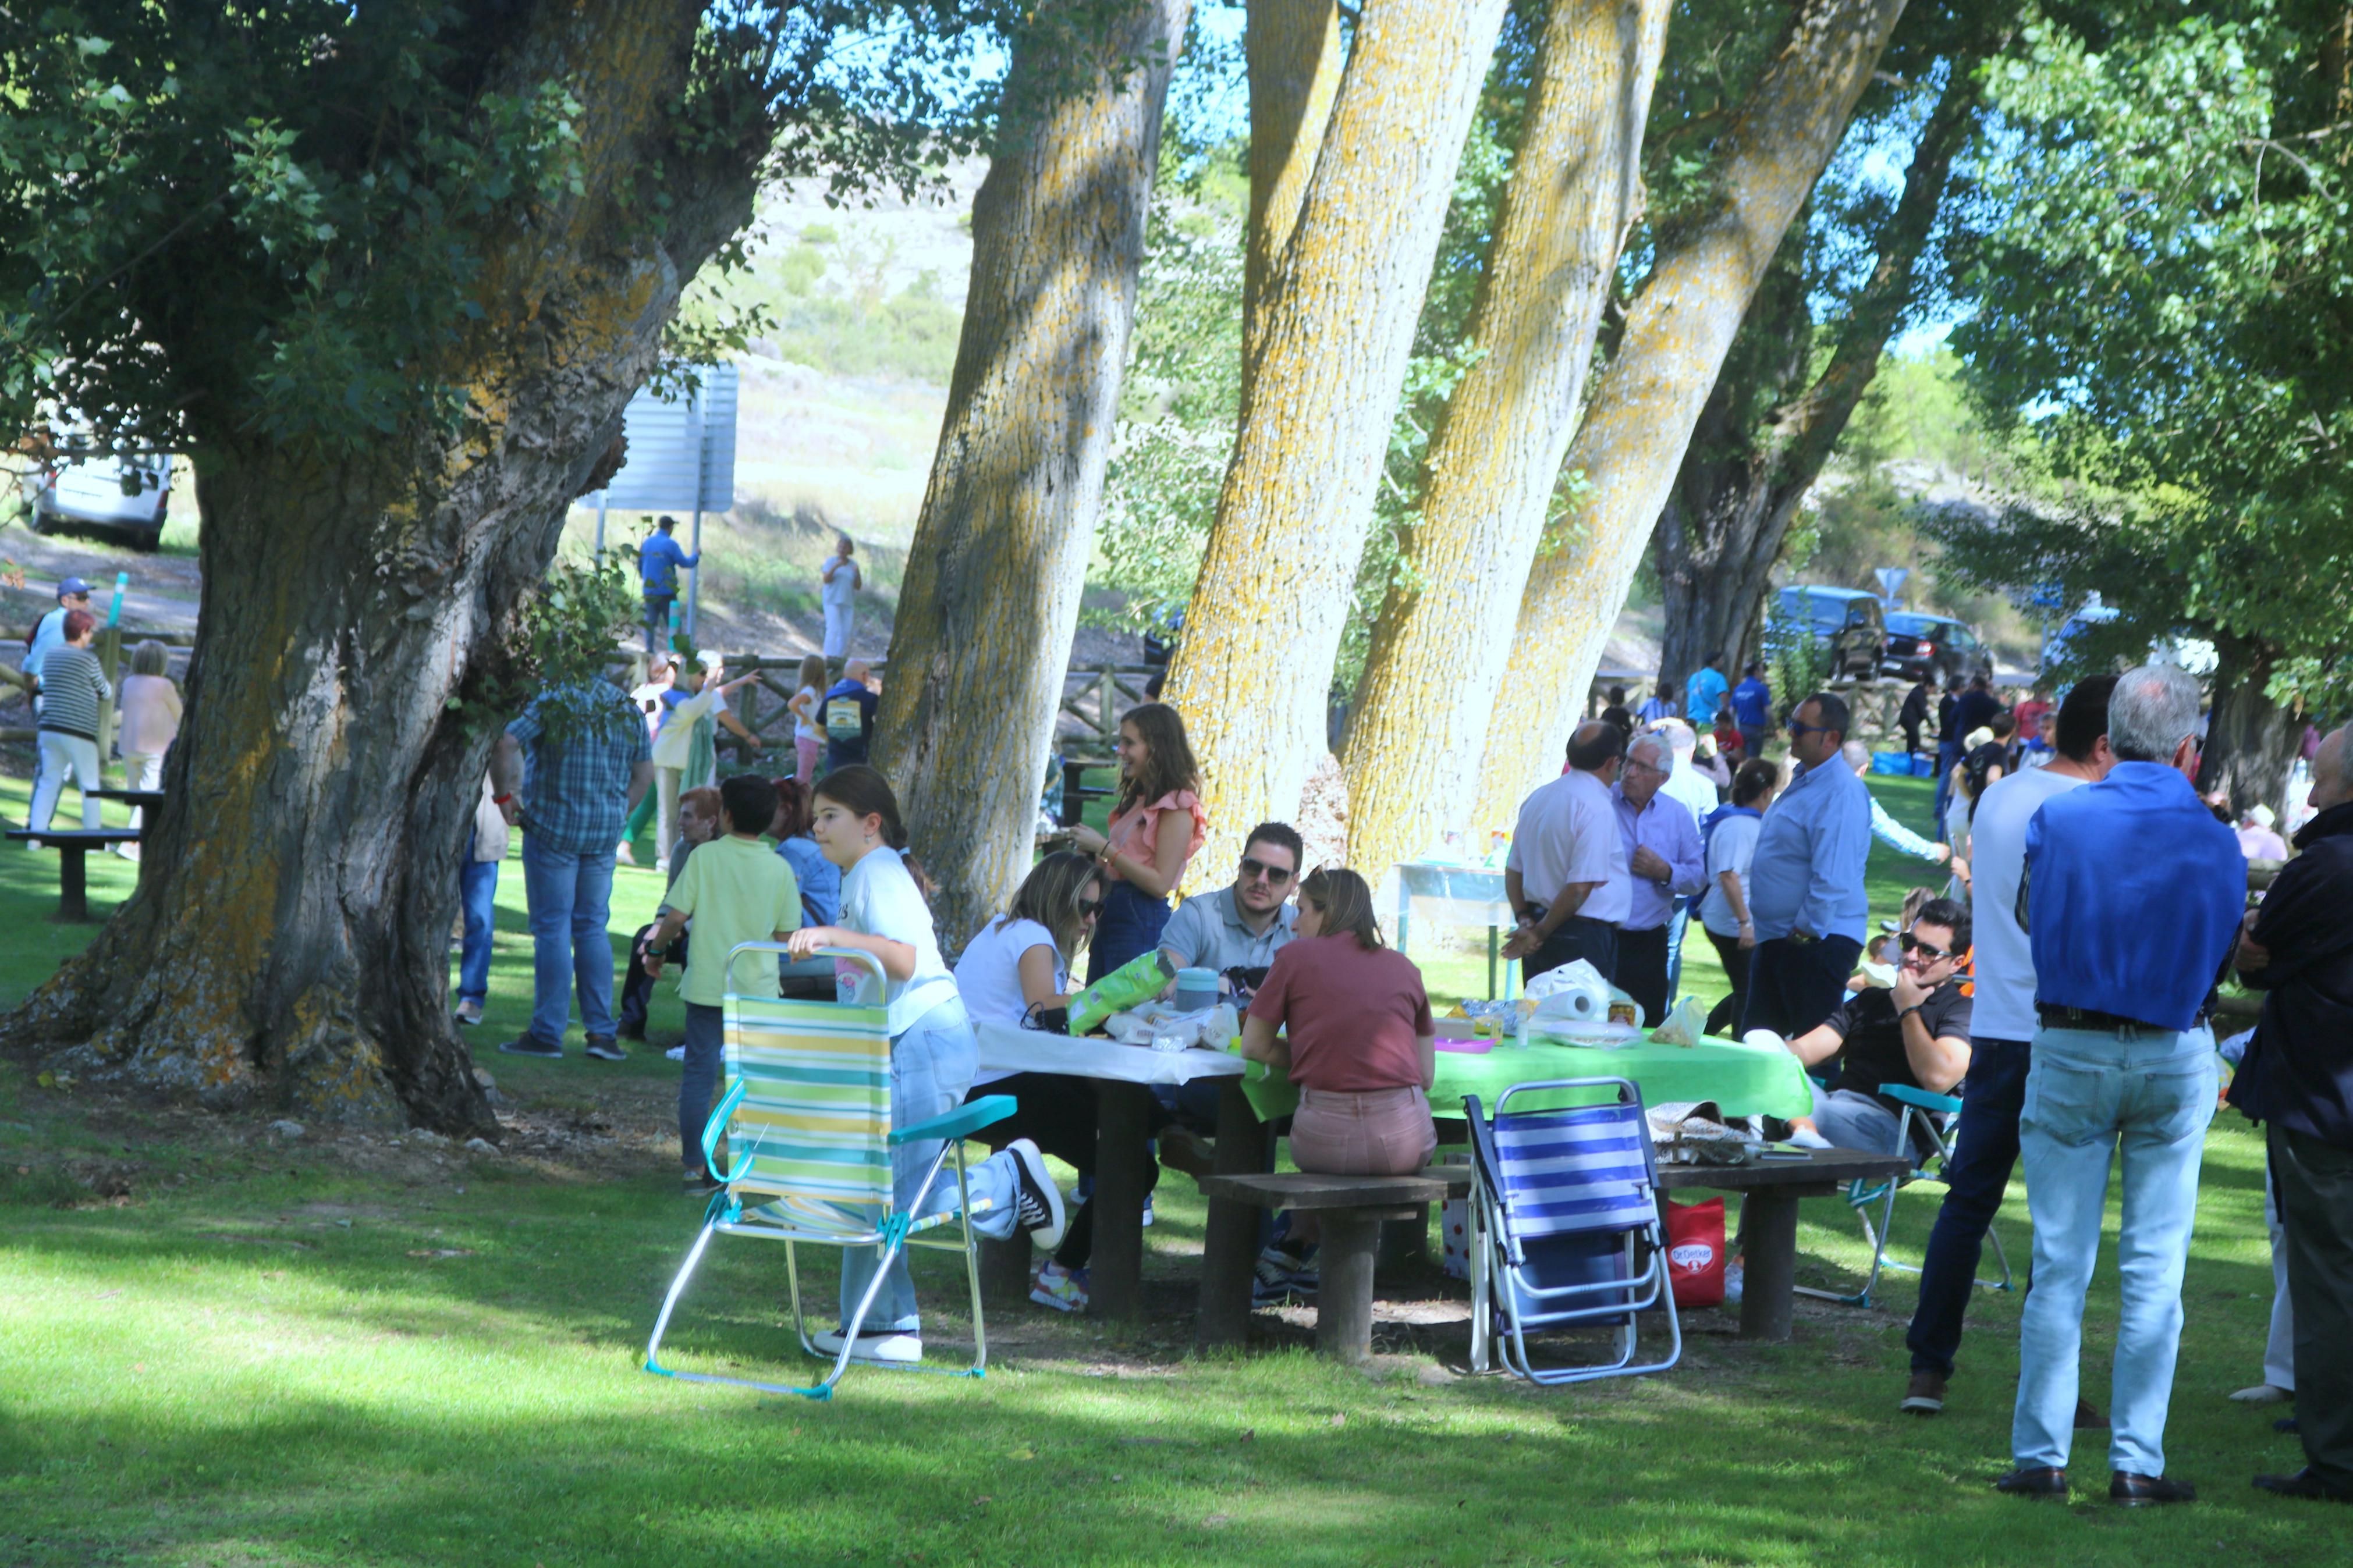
xmin=838 ymin=997 xmax=1021 ymax=1331
xmin=1665 ymin=895 xmax=1691 ymax=1005
xmin=1085 ymin=879 xmax=1170 ymax=984
xmin=679 ymin=1001 xmax=724 ymax=1171
xmin=456 ymin=832 xmax=499 ymax=1007
xmin=519 ymin=835 xmax=618 ymax=1044
xmin=2012 ymin=1023 xmax=2217 ymax=1476
xmin=1908 ymin=1035 xmax=2029 ymax=1377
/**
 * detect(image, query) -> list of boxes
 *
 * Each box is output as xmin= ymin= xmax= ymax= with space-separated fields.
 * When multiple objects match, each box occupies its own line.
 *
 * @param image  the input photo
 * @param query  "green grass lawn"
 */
xmin=1 ymin=766 xmax=2336 ymax=1566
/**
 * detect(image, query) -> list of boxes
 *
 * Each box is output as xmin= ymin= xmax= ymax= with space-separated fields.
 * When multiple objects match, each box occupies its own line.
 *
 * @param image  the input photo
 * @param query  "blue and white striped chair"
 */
xmin=1464 ymin=1078 xmax=1681 ymax=1385
xmin=644 ymin=945 xmax=1014 ymax=1401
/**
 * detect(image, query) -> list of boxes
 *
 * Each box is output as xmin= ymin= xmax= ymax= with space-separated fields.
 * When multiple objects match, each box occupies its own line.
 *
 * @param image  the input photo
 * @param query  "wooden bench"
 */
xmin=6 ymin=828 xmax=146 ymax=920
xmin=1195 ymin=1170 xmax=1453 ymax=1363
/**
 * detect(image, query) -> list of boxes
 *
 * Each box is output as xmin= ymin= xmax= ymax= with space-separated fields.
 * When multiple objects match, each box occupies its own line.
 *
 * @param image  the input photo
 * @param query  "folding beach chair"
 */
xmin=1795 ymin=1082 xmax=2013 ymax=1308
xmin=644 ymin=944 xmax=1014 ymax=1401
xmin=1464 ymin=1078 xmax=1681 ymax=1385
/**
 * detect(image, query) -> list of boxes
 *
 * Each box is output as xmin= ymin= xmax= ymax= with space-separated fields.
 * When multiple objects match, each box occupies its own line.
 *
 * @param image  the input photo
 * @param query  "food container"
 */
xmin=1173 ymin=966 xmax=1220 ymax=1013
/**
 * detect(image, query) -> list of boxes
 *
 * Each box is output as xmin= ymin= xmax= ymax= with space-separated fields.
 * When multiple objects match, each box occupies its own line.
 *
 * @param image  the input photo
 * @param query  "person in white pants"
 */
xmin=26 ymin=609 xmax=109 ymax=842
xmin=2233 ymin=1166 xmax=2297 ymax=1403
xmin=115 ymin=639 xmax=182 ymax=858
xmin=820 ymin=535 xmax=860 ymax=657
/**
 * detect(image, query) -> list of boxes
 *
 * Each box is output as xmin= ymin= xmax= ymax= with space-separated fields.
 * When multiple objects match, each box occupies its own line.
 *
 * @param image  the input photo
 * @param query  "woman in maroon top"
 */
xmin=1241 ymin=867 xmax=1438 ymax=1179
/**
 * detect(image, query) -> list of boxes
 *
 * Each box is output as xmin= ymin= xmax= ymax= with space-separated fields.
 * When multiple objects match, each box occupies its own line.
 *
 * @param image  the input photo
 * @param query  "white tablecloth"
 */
xmin=974 ymin=1018 xmax=1245 ymax=1086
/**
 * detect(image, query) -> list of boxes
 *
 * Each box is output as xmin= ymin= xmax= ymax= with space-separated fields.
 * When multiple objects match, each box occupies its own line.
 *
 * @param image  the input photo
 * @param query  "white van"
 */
xmin=21 ymin=446 xmax=173 ymax=550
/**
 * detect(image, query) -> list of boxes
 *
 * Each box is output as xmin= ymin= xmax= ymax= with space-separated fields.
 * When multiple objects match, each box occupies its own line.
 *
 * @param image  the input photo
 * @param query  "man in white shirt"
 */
xmin=1900 ymin=673 xmax=2117 ymax=1419
xmin=1502 ymin=721 xmax=1633 ymax=983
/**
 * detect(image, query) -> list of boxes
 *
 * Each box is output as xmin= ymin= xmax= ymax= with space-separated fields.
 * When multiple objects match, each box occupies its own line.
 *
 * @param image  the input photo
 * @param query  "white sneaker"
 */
xmin=663 ymin=1045 xmax=686 ymax=1062
xmin=2230 ymin=1383 xmax=2294 ymax=1403
xmin=811 ymin=1326 xmax=922 ymax=1365
xmin=452 ymin=998 xmax=484 ymax=1026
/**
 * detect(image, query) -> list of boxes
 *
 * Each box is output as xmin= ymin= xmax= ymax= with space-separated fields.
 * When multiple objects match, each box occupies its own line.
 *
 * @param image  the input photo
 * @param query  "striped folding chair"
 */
xmin=1796 ymin=1082 xmax=2014 ymax=1308
xmin=644 ymin=945 xmax=1014 ymax=1401
xmin=1464 ymin=1078 xmax=1681 ymax=1386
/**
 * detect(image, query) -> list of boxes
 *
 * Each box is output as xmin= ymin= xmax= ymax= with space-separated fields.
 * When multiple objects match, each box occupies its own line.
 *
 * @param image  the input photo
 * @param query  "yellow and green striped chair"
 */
xmin=644 ymin=944 xmax=1014 ymax=1400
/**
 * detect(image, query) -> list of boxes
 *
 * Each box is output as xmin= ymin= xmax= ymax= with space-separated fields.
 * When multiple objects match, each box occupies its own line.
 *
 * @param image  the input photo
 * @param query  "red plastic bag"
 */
xmin=1665 ymin=1197 xmax=1726 ymax=1307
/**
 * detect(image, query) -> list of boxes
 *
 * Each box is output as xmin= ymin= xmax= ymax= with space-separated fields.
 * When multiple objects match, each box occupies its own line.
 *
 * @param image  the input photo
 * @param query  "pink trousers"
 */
xmin=794 ymin=735 xmax=820 ymax=786
xmin=1290 ymin=1085 xmax=1437 ymax=1177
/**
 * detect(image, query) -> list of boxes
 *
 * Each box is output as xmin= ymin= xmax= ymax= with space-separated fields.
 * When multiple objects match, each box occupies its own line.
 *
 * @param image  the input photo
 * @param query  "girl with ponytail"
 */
xmin=784 ymin=765 xmax=1067 ymax=1364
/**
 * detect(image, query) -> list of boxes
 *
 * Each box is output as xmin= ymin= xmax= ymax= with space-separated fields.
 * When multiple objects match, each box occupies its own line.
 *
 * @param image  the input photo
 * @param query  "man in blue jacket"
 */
xmin=2230 ymin=724 xmax=2353 ymax=1505
xmin=637 ymin=516 xmax=697 ymax=653
xmin=1997 ymin=664 xmax=2245 ymax=1508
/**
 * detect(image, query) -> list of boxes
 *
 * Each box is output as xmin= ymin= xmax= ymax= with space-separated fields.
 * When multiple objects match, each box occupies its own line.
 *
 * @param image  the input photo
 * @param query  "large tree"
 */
xmin=876 ymin=0 xmax=1191 ymax=948
xmin=1340 ymin=0 xmax=1670 ymax=877
xmin=0 ymin=2 xmax=999 ymax=1129
xmin=1933 ymin=0 xmax=2353 ymax=819
xmin=1467 ymin=0 xmax=1910 ymax=833
xmin=1162 ymin=0 xmax=1511 ymax=886
xmin=1651 ymin=12 xmax=2004 ymax=691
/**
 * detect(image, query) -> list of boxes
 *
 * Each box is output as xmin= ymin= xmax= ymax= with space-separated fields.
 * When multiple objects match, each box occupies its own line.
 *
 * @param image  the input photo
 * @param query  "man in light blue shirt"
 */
xmin=1742 ymin=691 xmax=1872 ymax=1038
xmin=1999 ymin=664 xmax=2246 ymax=1506
xmin=1840 ymin=741 xmax=1953 ymax=867
xmin=1612 ymin=733 xmax=1706 ymax=1026
xmin=636 ymin=515 xmax=698 ymax=653
xmin=1685 ymin=653 xmax=1731 ymax=728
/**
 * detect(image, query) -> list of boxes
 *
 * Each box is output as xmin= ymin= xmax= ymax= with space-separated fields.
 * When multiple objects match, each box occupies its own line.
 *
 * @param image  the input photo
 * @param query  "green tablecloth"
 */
xmin=1236 ymin=1033 xmax=1813 ymax=1125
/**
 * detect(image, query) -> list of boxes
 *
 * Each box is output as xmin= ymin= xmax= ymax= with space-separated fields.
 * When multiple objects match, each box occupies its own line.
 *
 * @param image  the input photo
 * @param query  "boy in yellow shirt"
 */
xmin=644 ymin=773 xmax=801 ymax=1192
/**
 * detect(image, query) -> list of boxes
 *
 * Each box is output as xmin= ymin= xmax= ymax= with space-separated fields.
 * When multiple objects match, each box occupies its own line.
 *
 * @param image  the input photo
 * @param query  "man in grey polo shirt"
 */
xmin=1159 ymin=820 xmax=1303 ymax=985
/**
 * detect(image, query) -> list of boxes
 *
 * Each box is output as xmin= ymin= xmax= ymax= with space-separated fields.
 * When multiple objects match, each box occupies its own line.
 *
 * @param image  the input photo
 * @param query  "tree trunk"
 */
xmin=1469 ymin=0 xmax=1910 ymax=833
xmin=1342 ymin=0 xmax=1670 ymax=878
xmin=1653 ymin=38 xmax=1994 ymax=694
xmin=1163 ymin=0 xmax=1511 ymax=888
xmin=2199 ymin=633 xmax=2303 ymax=827
xmin=1 ymin=2 xmax=763 ymax=1132
xmin=1244 ymin=0 xmax=1346 ymax=387
xmin=876 ymin=0 xmax=1191 ymax=949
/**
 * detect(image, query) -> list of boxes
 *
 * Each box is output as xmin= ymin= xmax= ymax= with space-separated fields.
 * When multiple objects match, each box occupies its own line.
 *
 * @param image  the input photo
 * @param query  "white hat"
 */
xmin=695 ymin=649 xmax=723 ymax=671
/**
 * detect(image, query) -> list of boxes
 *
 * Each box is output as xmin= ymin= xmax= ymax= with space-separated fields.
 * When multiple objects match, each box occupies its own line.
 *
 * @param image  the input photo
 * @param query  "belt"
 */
xmin=2036 ymin=1004 xmax=2195 ymax=1034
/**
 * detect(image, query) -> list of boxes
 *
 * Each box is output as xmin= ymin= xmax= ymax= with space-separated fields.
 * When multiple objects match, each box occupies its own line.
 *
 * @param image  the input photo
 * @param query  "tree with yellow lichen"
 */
xmin=1341 ymin=0 xmax=1671 ymax=882
xmin=1162 ymin=0 xmax=1511 ymax=889
xmin=0 ymin=2 xmax=1016 ymax=1132
xmin=877 ymin=0 xmax=1192 ymax=950
xmin=1468 ymin=0 xmax=1911 ymax=833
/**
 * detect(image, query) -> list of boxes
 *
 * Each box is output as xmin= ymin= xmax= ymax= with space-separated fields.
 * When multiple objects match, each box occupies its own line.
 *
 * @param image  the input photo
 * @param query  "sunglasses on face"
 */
xmin=1786 ymin=718 xmax=1826 ymax=738
xmin=1078 ymin=898 xmax=1103 ymax=919
xmin=1238 ymin=855 xmax=1294 ymax=885
xmin=1900 ymin=932 xmax=1960 ymax=963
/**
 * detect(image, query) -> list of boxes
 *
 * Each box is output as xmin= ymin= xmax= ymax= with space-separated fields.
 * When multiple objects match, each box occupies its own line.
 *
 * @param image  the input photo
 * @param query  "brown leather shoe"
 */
xmin=1994 ymin=1466 xmax=2067 ymax=1499
xmin=1900 ymin=1370 xmax=1947 ymax=1416
xmin=2111 ymin=1470 xmax=2194 ymax=1506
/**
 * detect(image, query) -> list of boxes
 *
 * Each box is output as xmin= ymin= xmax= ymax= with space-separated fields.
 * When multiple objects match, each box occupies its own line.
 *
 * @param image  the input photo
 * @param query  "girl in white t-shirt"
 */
xmin=787 ymin=651 xmax=827 ymax=788
xmin=785 ymin=766 xmax=1066 ymax=1364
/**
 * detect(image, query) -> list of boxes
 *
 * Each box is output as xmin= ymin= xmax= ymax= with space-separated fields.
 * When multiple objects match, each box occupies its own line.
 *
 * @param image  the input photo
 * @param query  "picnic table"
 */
xmin=973 ymin=1021 xmax=1244 ymax=1321
xmin=6 ymin=828 xmax=145 ymax=920
xmin=89 ymin=787 xmax=165 ymax=813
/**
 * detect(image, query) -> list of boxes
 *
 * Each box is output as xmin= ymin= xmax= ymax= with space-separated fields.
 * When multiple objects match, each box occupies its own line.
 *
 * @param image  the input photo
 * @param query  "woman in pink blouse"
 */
xmin=1067 ymin=702 xmax=1205 ymax=982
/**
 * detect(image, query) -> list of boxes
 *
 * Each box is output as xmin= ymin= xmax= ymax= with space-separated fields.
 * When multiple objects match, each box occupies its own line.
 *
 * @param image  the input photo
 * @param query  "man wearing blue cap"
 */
xmin=22 ymin=577 xmax=93 ymax=809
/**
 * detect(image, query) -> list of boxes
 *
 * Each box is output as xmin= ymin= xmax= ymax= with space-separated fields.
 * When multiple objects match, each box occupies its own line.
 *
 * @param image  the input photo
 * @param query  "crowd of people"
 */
xmin=469 ymin=630 xmax=2353 ymax=1499
xmin=1504 ymin=663 xmax=2352 ymax=1506
xmin=15 ymin=574 xmax=184 ymax=851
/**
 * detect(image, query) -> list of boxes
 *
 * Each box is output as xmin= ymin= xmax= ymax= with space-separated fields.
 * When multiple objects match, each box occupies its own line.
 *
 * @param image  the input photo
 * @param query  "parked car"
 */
xmin=19 ymin=445 xmax=172 ymax=550
xmin=1880 ymin=612 xmax=1993 ymax=684
xmin=1770 ymin=585 xmax=1886 ymax=678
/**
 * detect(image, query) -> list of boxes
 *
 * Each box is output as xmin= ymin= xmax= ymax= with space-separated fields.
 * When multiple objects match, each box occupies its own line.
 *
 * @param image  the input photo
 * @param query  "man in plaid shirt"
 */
xmin=491 ymin=678 xmax=654 ymax=1059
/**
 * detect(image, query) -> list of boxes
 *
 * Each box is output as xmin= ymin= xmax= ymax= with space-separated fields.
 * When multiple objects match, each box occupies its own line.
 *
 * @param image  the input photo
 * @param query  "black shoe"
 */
xmin=497 ymin=1035 xmax=563 ymax=1059
xmin=2275 ymin=1416 xmax=2301 ymax=1435
xmin=616 ymin=1023 xmax=647 ymax=1043
xmin=1003 ymin=1138 xmax=1067 ymax=1251
xmin=584 ymin=1034 xmax=626 ymax=1061
xmin=2252 ymin=1468 xmax=2353 ymax=1503
xmin=1993 ymin=1466 xmax=2067 ymax=1499
xmin=2111 ymin=1471 xmax=2194 ymax=1507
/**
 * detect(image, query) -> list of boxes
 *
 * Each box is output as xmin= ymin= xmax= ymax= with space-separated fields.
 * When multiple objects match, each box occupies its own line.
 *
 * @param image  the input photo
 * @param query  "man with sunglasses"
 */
xmin=1743 ymin=692 xmax=1872 ymax=1038
xmin=1158 ymin=821 xmax=1303 ymax=994
xmin=1779 ymin=901 xmax=1974 ymax=1157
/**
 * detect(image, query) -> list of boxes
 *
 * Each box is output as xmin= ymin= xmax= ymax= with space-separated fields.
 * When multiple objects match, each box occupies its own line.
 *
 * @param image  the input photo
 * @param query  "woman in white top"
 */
xmin=785 ymin=766 xmax=1066 ymax=1365
xmin=819 ymin=535 xmax=861 ymax=657
xmin=787 ymin=651 xmax=827 ymax=788
xmin=115 ymin=639 xmax=182 ymax=856
xmin=1699 ymin=758 xmax=1781 ymax=1036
